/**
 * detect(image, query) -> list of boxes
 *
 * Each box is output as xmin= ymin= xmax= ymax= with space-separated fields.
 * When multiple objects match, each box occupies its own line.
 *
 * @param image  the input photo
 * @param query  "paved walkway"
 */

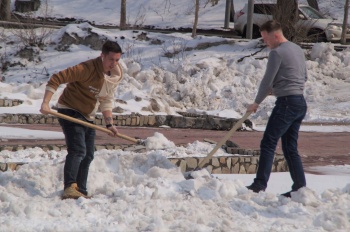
xmin=1 ymin=124 xmax=349 ymax=173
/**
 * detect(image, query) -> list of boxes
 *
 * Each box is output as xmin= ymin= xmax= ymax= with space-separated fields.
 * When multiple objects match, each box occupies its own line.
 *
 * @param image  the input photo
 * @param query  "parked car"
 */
xmin=234 ymin=2 xmax=350 ymax=42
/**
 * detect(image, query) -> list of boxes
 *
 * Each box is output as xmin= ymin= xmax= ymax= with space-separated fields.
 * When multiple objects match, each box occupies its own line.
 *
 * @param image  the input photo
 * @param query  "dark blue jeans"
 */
xmin=254 ymin=95 xmax=307 ymax=191
xmin=58 ymin=109 xmax=95 ymax=195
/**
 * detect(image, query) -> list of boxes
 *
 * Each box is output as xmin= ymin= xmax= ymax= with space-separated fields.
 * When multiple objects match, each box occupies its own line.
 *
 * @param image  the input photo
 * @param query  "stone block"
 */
xmin=231 ymin=157 xmax=239 ymax=165
xmin=227 ymin=147 xmax=239 ymax=154
xmin=232 ymin=163 xmax=239 ymax=173
xmin=156 ymin=115 xmax=167 ymax=126
xmin=46 ymin=117 xmax=53 ymax=124
xmin=5 ymin=99 xmax=11 ymax=107
xmin=206 ymin=165 xmax=213 ymax=173
xmin=143 ymin=116 xmax=149 ymax=125
xmin=239 ymin=164 xmax=246 ymax=174
xmin=221 ymin=167 xmax=230 ymax=174
xmin=276 ymin=161 xmax=286 ymax=172
xmin=247 ymin=164 xmax=257 ymax=174
xmin=212 ymin=167 xmax=222 ymax=174
xmin=0 ymin=163 xmax=7 ymax=172
xmin=186 ymin=158 xmax=198 ymax=169
xmin=139 ymin=115 xmax=145 ymax=126
xmin=227 ymin=158 xmax=232 ymax=169
xmin=251 ymin=157 xmax=259 ymax=165
xmin=179 ymin=160 xmax=187 ymax=173
xmin=212 ymin=158 xmax=220 ymax=167
xmin=148 ymin=116 xmax=156 ymax=126
xmin=95 ymin=145 xmax=106 ymax=151
xmin=219 ymin=157 xmax=226 ymax=164
xmin=131 ymin=117 xmax=138 ymax=126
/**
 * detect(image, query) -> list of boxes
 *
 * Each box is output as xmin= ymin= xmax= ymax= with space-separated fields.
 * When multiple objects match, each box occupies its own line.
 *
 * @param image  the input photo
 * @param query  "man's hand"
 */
xmin=40 ymin=90 xmax=54 ymax=115
xmin=247 ymin=102 xmax=259 ymax=113
xmin=107 ymin=125 xmax=119 ymax=137
xmin=40 ymin=102 xmax=51 ymax=115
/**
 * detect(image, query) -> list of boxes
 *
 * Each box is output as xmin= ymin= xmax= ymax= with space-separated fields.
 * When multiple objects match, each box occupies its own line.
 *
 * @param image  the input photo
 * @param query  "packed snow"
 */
xmin=1 ymin=0 xmax=350 ymax=231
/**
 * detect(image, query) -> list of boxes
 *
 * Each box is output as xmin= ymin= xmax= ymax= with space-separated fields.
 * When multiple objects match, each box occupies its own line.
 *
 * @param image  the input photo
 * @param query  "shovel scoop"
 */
xmin=184 ymin=111 xmax=252 ymax=179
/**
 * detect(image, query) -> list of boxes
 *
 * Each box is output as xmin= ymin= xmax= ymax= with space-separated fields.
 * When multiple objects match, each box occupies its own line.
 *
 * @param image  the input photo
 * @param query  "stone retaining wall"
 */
xmin=0 ymin=98 xmax=252 ymax=130
xmin=0 ymin=99 xmax=23 ymax=107
xmin=0 ymin=113 xmax=252 ymax=130
xmin=0 ymin=144 xmax=288 ymax=174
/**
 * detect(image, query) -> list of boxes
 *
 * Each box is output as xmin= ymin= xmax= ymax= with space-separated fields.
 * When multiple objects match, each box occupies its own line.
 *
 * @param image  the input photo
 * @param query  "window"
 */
xmin=299 ymin=6 xmax=325 ymax=19
xmin=254 ymin=4 xmax=276 ymax=15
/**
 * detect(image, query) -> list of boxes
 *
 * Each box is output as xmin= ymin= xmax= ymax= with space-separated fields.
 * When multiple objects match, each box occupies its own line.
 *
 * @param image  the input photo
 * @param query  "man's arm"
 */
xmin=247 ymin=51 xmax=281 ymax=113
xmin=102 ymin=110 xmax=118 ymax=137
xmin=40 ymin=90 xmax=54 ymax=115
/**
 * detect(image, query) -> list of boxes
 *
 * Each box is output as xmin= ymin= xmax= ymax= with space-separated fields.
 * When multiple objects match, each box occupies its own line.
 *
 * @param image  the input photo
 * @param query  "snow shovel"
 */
xmin=47 ymin=110 xmax=145 ymax=145
xmin=184 ymin=111 xmax=252 ymax=179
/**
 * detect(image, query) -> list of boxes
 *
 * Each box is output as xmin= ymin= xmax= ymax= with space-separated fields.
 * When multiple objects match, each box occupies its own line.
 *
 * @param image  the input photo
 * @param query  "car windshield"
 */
xmin=299 ymin=6 xmax=325 ymax=19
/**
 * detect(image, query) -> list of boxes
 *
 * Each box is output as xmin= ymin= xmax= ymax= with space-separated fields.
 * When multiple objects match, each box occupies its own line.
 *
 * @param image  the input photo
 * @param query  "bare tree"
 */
xmin=0 ymin=0 xmax=11 ymax=21
xmin=192 ymin=0 xmax=199 ymax=38
xmin=341 ymin=0 xmax=349 ymax=44
xmin=10 ymin=0 xmax=53 ymax=47
xmin=274 ymin=0 xmax=298 ymax=42
xmin=120 ymin=0 xmax=127 ymax=30
xmin=307 ymin=0 xmax=319 ymax=11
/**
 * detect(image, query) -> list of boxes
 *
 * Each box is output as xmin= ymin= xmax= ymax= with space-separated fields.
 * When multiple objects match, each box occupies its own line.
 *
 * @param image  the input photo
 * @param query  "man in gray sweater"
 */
xmin=246 ymin=20 xmax=308 ymax=198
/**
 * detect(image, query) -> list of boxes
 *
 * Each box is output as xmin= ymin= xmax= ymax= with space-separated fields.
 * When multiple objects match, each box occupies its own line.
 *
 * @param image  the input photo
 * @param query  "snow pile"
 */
xmin=144 ymin=132 xmax=176 ymax=150
xmin=1 ymin=148 xmax=350 ymax=231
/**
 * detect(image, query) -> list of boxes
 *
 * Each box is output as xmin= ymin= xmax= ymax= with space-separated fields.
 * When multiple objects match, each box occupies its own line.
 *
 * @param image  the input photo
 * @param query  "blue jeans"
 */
xmin=254 ymin=95 xmax=307 ymax=191
xmin=58 ymin=109 xmax=95 ymax=195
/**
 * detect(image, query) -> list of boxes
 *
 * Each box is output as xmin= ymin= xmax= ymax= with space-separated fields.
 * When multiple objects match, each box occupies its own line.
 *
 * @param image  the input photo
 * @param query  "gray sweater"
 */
xmin=254 ymin=41 xmax=307 ymax=104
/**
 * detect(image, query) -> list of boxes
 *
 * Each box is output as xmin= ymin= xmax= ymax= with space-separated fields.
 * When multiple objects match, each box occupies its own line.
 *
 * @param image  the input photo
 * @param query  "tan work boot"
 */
xmin=62 ymin=183 xmax=89 ymax=200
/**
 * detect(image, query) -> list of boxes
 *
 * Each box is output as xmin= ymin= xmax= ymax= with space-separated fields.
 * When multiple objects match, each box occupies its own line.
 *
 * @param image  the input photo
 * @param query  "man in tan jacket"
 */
xmin=40 ymin=41 xmax=123 ymax=199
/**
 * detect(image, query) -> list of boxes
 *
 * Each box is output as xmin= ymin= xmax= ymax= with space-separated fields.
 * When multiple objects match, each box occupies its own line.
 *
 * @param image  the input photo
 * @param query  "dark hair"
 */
xmin=102 ymin=41 xmax=123 ymax=54
xmin=260 ymin=20 xmax=282 ymax=33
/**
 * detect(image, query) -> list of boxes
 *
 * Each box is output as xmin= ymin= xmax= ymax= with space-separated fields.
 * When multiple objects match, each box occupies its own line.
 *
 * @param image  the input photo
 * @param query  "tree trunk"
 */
xmin=192 ymin=0 xmax=199 ymax=38
xmin=120 ymin=0 xmax=127 ymax=30
xmin=341 ymin=0 xmax=349 ymax=44
xmin=307 ymin=0 xmax=319 ymax=11
xmin=0 ymin=0 xmax=11 ymax=21
xmin=274 ymin=0 xmax=298 ymax=42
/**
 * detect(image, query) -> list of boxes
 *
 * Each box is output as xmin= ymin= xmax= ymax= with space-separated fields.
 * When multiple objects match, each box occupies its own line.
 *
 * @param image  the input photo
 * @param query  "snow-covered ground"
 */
xmin=1 ymin=0 xmax=350 ymax=231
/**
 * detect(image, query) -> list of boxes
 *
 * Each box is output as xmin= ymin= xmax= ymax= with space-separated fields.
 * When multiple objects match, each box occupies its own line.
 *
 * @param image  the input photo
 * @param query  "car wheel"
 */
xmin=307 ymin=29 xmax=327 ymax=42
xmin=242 ymin=25 xmax=261 ymax=39
xmin=252 ymin=25 xmax=261 ymax=39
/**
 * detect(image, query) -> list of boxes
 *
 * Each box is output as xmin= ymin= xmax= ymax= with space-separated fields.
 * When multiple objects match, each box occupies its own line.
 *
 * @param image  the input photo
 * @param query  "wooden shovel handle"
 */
xmin=47 ymin=110 xmax=139 ymax=143
xmin=198 ymin=111 xmax=252 ymax=168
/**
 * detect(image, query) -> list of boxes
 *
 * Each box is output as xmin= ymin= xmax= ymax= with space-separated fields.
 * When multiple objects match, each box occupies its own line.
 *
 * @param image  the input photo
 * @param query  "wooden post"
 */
xmin=224 ymin=0 xmax=231 ymax=29
xmin=341 ymin=0 xmax=349 ymax=44
xmin=246 ymin=0 xmax=254 ymax=39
